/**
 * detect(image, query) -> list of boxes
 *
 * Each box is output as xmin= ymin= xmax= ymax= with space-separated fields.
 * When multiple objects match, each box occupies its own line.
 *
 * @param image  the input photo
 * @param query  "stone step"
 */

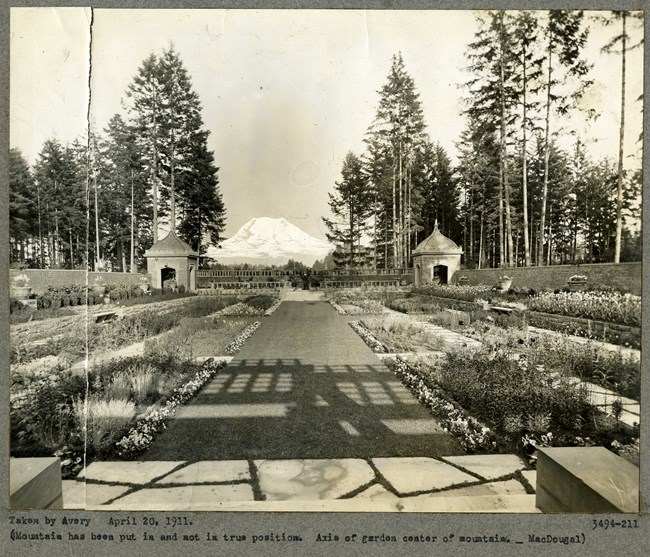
xmin=74 ymin=491 xmax=539 ymax=513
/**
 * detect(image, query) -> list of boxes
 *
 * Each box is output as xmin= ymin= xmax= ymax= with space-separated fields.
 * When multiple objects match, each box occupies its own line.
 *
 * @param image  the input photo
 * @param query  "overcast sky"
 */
xmin=10 ymin=8 xmax=644 ymax=240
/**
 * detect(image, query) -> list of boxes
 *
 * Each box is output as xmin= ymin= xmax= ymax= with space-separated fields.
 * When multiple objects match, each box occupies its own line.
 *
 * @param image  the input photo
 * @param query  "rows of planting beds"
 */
xmin=396 ymin=285 xmax=640 ymax=348
xmin=426 ymin=312 xmax=640 ymax=401
xmin=328 ymin=290 xmax=387 ymax=315
xmin=346 ymin=299 xmax=639 ymax=466
xmin=11 ymin=295 xmax=276 ymax=365
xmin=352 ymin=317 xmax=446 ymax=353
xmin=389 ymin=349 xmax=638 ymax=467
xmin=9 ymin=283 xmax=196 ymax=323
xmin=10 ymin=314 xmax=262 ymax=476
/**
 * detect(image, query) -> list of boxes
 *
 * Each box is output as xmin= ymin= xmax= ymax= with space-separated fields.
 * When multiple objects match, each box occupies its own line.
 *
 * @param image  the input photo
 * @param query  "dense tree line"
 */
xmin=9 ymin=45 xmax=225 ymax=271
xmin=324 ymin=10 xmax=642 ymax=270
xmin=324 ymin=53 xmax=461 ymax=270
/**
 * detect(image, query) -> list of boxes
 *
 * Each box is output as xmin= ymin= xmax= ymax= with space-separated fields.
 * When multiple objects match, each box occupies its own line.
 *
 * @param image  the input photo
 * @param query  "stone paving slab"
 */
xmin=65 ymin=455 xmax=539 ymax=512
xmin=521 ymin=470 xmax=537 ymax=492
xmin=353 ymin=484 xmax=398 ymax=500
xmin=62 ymin=480 xmax=130 ymax=508
xmin=103 ymin=484 xmax=256 ymax=510
xmin=160 ymin=461 xmax=250 ymax=484
xmin=255 ymin=458 xmax=375 ymax=500
xmin=372 ymin=457 xmax=476 ymax=494
xmin=425 ymin=479 xmax=527 ymax=498
xmin=78 ymin=461 xmax=183 ymax=484
xmin=87 ymin=497 xmax=538 ymax=513
xmin=442 ymin=454 xmax=526 ymax=480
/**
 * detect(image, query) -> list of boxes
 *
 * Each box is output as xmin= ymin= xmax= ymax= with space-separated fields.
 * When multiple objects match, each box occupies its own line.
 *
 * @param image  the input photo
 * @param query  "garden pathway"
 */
xmin=142 ymin=300 xmax=464 ymax=461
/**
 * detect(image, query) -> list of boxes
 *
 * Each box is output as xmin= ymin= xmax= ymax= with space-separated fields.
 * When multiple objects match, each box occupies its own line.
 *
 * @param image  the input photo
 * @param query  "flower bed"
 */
xmin=264 ymin=299 xmax=283 ymax=315
xmin=11 ymin=296 xmax=245 ymax=365
xmin=225 ymin=321 xmax=261 ymax=354
xmin=427 ymin=314 xmax=640 ymax=400
xmin=116 ymin=321 xmax=261 ymax=456
xmin=329 ymin=291 xmax=386 ymax=315
xmin=526 ymin=291 xmax=640 ymax=326
xmin=115 ymin=359 xmax=226 ymax=457
xmin=349 ymin=321 xmax=388 ymax=352
xmin=385 ymin=357 xmax=497 ymax=453
xmin=412 ymin=284 xmax=492 ymax=301
xmin=11 ymin=312 xmax=263 ymax=473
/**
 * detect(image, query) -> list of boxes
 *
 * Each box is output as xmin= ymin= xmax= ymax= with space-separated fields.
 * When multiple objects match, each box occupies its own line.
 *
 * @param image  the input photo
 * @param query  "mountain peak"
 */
xmin=206 ymin=217 xmax=332 ymax=265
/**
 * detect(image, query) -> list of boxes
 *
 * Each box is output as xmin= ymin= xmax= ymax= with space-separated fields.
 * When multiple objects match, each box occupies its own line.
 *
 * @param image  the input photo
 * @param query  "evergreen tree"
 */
xmin=322 ymin=152 xmax=373 ymax=268
xmin=537 ymin=10 xmax=592 ymax=266
xmin=598 ymin=11 xmax=643 ymax=262
xmin=124 ymin=45 xmax=225 ymax=251
xmin=366 ymin=53 xmax=428 ymax=268
xmin=9 ymin=148 xmax=37 ymax=265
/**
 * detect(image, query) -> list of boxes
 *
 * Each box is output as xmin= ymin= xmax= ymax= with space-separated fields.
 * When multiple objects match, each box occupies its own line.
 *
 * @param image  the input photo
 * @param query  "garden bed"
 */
xmin=426 ymin=312 xmax=640 ymax=400
xmin=10 ymin=296 xmax=254 ymax=365
xmin=387 ymin=352 xmax=638 ymax=467
xmin=10 ymin=315 xmax=263 ymax=476
xmin=354 ymin=316 xmax=446 ymax=353
xmin=328 ymin=290 xmax=387 ymax=315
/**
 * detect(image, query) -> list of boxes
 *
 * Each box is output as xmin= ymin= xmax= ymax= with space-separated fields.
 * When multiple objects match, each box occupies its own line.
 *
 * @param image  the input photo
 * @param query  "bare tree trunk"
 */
xmin=37 ymin=181 xmax=44 ymax=268
xmin=130 ymin=169 xmax=135 ymax=272
xmin=478 ymin=211 xmax=484 ymax=270
xmin=69 ymin=228 xmax=74 ymax=269
xmin=93 ymin=170 xmax=101 ymax=270
xmin=392 ymin=164 xmax=397 ymax=269
xmin=152 ymin=83 xmax=159 ymax=244
xmin=614 ymin=12 xmax=627 ymax=263
xmin=539 ymin=39 xmax=553 ymax=266
xmin=522 ymin=40 xmax=532 ymax=266
xmin=499 ymin=30 xmax=514 ymax=267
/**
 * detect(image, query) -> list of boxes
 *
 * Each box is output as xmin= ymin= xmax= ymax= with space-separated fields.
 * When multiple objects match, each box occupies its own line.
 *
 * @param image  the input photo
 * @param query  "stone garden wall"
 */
xmin=9 ymin=269 xmax=151 ymax=295
xmin=451 ymin=262 xmax=641 ymax=295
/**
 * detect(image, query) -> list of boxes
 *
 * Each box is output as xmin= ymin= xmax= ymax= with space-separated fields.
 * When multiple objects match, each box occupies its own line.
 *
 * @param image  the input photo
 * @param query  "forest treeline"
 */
xmin=10 ymin=45 xmax=225 ymax=272
xmin=323 ymin=10 xmax=642 ymax=270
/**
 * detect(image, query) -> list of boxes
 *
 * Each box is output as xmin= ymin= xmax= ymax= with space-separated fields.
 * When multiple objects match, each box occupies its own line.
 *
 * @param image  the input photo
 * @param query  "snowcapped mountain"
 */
xmin=206 ymin=217 xmax=333 ymax=266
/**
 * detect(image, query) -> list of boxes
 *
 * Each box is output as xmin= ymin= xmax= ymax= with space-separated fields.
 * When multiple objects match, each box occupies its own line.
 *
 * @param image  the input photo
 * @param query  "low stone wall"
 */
xmin=10 ymin=269 xmax=151 ymax=295
xmin=451 ymin=262 xmax=641 ymax=295
xmin=536 ymin=447 xmax=638 ymax=513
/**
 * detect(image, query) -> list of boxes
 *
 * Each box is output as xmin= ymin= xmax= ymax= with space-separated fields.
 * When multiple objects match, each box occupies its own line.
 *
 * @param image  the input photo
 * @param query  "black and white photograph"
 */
xmin=5 ymin=3 xmax=644 ymax=525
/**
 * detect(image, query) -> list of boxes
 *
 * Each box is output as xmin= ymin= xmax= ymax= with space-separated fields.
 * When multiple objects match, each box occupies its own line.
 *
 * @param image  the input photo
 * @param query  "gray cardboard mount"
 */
xmin=1 ymin=1 xmax=648 ymax=556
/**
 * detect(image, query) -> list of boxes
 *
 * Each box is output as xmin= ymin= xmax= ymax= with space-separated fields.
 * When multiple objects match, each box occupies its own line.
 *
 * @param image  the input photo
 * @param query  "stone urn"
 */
xmin=93 ymin=284 xmax=107 ymax=296
xmin=139 ymin=282 xmax=150 ymax=293
xmin=567 ymin=275 xmax=587 ymax=291
xmin=12 ymin=286 xmax=32 ymax=300
xmin=498 ymin=277 xmax=513 ymax=291
xmin=11 ymin=274 xmax=32 ymax=299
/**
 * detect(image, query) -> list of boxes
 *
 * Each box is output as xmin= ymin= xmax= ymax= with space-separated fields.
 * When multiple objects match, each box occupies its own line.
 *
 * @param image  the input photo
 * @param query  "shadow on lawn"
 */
xmin=141 ymin=358 xmax=464 ymax=461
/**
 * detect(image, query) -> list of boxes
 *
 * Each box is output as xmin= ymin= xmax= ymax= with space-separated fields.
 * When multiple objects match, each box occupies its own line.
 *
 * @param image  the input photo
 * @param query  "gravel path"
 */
xmin=143 ymin=301 xmax=463 ymax=461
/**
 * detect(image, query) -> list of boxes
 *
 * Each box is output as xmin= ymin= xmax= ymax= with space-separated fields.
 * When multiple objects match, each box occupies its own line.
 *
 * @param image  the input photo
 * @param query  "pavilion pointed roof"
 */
xmin=144 ymin=231 xmax=199 ymax=258
xmin=413 ymin=221 xmax=462 ymax=255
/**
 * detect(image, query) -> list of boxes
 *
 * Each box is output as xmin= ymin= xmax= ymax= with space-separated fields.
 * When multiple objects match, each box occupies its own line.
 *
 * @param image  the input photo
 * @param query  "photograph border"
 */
xmin=1 ymin=1 xmax=648 ymax=555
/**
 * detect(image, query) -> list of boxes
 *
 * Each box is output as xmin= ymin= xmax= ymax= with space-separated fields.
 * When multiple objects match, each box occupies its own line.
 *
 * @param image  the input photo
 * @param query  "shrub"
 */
xmin=439 ymin=348 xmax=594 ymax=435
xmin=11 ymin=371 xmax=86 ymax=454
xmin=244 ymin=295 xmax=276 ymax=310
